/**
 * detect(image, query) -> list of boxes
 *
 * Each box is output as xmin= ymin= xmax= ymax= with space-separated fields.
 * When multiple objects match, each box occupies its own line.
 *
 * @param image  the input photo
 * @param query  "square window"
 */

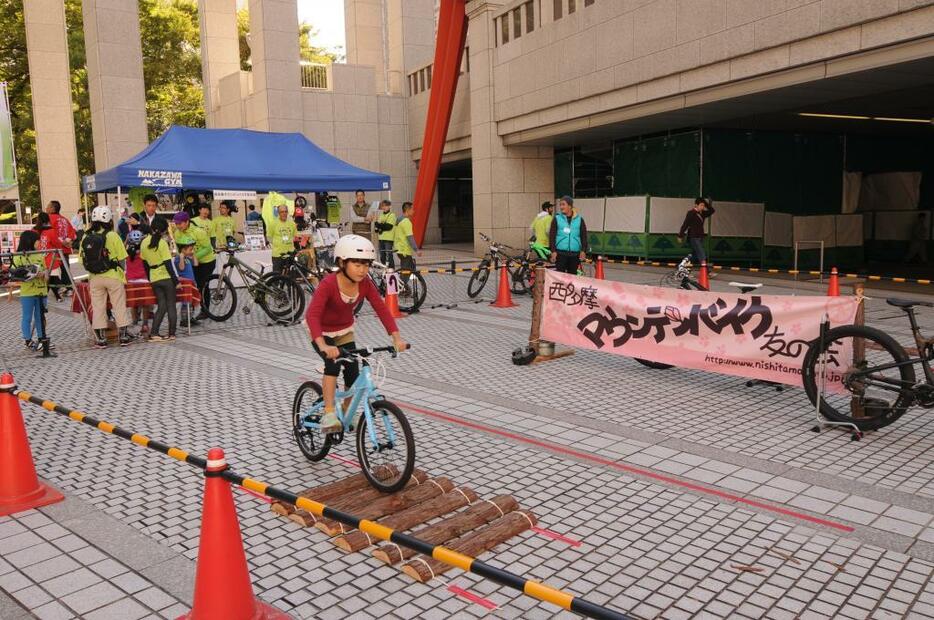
xmin=501 ymin=15 xmax=510 ymax=43
xmin=513 ymin=8 xmax=522 ymax=38
xmin=568 ymin=0 xmax=576 ymax=14
xmin=526 ymin=1 xmax=535 ymax=32
xmin=554 ymin=0 xmax=562 ymax=19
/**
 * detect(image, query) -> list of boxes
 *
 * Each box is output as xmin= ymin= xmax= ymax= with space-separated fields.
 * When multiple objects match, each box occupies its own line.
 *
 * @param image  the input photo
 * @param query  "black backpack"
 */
xmin=81 ymin=232 xmax=117 ymax=274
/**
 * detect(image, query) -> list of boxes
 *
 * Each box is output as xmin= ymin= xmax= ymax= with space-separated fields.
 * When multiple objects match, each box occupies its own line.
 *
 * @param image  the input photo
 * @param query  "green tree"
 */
xmin=237 ymin=8 xmax=340 ymax=68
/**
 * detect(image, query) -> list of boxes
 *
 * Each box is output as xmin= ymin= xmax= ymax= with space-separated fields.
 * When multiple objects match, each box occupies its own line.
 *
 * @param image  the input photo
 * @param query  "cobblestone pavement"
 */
xmin=2 ymin=254 xmax=934 ymax=619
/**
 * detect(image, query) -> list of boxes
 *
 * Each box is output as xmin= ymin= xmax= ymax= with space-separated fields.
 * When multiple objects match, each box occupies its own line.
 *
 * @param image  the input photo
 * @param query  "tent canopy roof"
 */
xmin=83 ymin=125 xmax=390 ymax=194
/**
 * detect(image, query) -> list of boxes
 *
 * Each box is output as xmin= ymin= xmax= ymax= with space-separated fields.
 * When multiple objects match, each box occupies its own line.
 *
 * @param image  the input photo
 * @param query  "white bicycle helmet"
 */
xmin=91 ymin=206 xmax=113 ymax=224
xmin=334 ymin=234 xmax=377 ymax=261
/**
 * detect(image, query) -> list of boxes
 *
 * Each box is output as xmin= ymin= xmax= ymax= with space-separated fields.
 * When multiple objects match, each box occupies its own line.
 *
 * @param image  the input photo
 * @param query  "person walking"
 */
xmin=678 ymin=197 xmax=715 ymax=268
xmin=549 ymin=196 xmax=588 ymax=274
xmin=394 ymin=202 xmax=421 ymax=279
xmin=80 ymin=206 xmax=131 ymax=348
xmin=173 ymin=212 xmax=215 ymax=319
xmin=141 ymin=218 xmax=178 ymax=342
xmin=374 ymin=199 xmax=396 ymax=268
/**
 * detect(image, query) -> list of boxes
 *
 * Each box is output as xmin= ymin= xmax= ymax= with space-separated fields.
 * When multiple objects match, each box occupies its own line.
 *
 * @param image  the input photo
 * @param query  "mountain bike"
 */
xmin=200 ymin=242 xmax=305 ymax=324
xmin=660 ymin=256 xmax=708 ymax=291
xmin=292 ymin=345 xmax=415 ymax=492
xmin=352 ymin=261 xmax=427 ymax=315
xmin=468 ymin=233 xmax=528 ymax=298
xmin=802 ymin=297 xmax=934 ymax=432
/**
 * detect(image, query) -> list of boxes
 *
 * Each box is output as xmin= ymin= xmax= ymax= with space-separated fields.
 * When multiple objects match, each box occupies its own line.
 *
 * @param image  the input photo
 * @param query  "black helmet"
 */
xmin=511 ymin=345 xmax=536 ymax=366
xmin=10 ymin=264 xmax=40 ymax=282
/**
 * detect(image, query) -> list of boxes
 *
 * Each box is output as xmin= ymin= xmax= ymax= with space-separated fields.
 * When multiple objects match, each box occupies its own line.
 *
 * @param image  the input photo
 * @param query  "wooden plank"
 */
xmin=372 ymin=495 xmax=518 ymax=565
xmin=402 ymin=510 xmax=537 ymax=582
xmin=270 ymin=464 xmax=399 ymax=517
xmin=334 ymin=487 xmax=479 ymax=552
xmin=316 ymin=478 xmax=455 ymax=536
xmin=289 ymin=468 xmax=426 ymax=527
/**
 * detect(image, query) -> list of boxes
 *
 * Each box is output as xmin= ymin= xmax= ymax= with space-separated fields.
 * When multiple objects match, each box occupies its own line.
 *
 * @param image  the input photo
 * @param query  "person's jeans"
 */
xmin=151 ymin=278 xmax=178 ymax=337
xmin=688 ymin=237 xmax=707 ymax=266
xmin=378 ymin=240 xmax=395 ymax=268
xmin=21 ymin=296 xmax=44 ymax=340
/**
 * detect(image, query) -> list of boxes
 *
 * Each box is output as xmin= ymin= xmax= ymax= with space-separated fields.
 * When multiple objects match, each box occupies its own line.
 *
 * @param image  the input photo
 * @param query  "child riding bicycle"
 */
xmin=305 ymin=234 xmax=407 ymax=433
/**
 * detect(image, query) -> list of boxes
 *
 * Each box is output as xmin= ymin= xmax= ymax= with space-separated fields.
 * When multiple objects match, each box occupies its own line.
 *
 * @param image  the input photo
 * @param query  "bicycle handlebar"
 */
xmin=338 ymin=344 xmax=411 ymax=358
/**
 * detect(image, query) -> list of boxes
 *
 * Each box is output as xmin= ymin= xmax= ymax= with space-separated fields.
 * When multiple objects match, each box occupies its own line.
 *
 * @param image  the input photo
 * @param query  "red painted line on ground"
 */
xmin=532 ymin=526 xmax=582 ymax=547
xmin=397 ymin=401 xmax=854 ymax=533
xmin=235 ymin=486 xmax=273 ymax=504
xmin=328 ymin=453 xmax=361 ymax=469
xmin=447 ymin=585 xmax=498 ymax=610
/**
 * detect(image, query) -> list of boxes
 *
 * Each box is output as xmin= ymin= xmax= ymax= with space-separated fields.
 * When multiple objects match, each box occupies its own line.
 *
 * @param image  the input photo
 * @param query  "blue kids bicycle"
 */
xmin=292 ymin=345 xmax=415 ymax=492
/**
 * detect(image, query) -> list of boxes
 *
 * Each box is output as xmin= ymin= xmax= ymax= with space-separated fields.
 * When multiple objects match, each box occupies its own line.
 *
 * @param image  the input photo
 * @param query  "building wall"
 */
xmin=490 ymin=0 xmax=934 ymax=139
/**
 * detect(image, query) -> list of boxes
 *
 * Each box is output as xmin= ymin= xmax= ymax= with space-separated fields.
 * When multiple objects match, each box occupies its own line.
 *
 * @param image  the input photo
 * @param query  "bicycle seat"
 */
xmin=886 ymin=297 xmax=934 ymax=309
xmin=728 ymin=281 xmax=762 ymax=294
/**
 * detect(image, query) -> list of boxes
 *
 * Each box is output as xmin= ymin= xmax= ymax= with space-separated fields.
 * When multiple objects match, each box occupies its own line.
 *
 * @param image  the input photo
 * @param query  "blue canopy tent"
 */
xmin=82 ymin=125 xmax=390 ymax=193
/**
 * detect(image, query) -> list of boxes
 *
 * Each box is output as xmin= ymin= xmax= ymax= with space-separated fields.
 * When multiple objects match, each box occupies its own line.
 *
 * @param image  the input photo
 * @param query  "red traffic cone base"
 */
xmin=0 ymin=373 xmax=63 ymax=517
xmin=180 ymin=448 xmax=290 ymax=620
xmin=594 ymin=256 xmax=605 ymax=280
xmin=827 ymin=267 xmax=840 ymax=297
xmin=490 ymin=263 xmax=518 ymax=308
xmin=698 ymin=261 xmax=710 ymax=290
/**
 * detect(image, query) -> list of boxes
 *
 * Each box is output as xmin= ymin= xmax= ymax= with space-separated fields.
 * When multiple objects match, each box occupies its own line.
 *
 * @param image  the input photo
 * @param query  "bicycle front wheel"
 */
xmin=802 ymin=325 xmax=916 ymax=431
xmin=261 ymin=274 xmax=306 ymax=324
xmin=467 ymin=260 xmax=490 ymax=298
xmin=201 ymin=275 xmax=237 ymax=322
xmin=511 ymin=264 xmax=529 ymax=295
xmin=292 ymin=381 xmax=331 ymax=461
xmin=398 ymin=272 xmax=426 ymax=313
xmin=356 ymin=400 xmax=415 ymax=492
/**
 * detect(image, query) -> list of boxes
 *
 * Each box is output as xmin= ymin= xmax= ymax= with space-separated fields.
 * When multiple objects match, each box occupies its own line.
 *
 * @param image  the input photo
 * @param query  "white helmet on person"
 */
xmin=334 ymin=234 xmax=377 ymax=262
xmin=91 ymin=206 xmax=113 ymax=224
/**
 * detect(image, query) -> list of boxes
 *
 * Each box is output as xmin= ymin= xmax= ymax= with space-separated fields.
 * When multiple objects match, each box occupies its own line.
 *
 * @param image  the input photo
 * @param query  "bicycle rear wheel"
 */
xmin=398 ymin=272 xmax=426 ymax=313
xmin=261 ymin=275 xmax=306 ymax=324
xmin=292 ymin=381 xmax=331 ymax=461
xmin=200 ymin=275 xmax=237 ymax=322
xmin=802 ymin=325 xmax=916 ymax=431
xmin=511 ymin=264 xmax=529 ymax=295
xmin=467 ymin=260 xmax=490 ymax=298
xmin=356 ymin=400 xmax=415 ymax=492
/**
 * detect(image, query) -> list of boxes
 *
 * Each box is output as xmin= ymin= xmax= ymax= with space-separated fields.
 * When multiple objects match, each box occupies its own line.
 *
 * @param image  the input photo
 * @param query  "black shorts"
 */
xmin=312 ymin=335 xmax=359 ymax=388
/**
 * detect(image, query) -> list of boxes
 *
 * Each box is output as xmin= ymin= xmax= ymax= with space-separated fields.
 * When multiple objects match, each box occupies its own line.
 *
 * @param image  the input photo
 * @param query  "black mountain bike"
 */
xmin=660 ymin=256 xmax=708 ymax=291
xmin=802 ymin=297 xmax=934 ymax=431
xmin=468 ymin=233 xmax=528 ymax=298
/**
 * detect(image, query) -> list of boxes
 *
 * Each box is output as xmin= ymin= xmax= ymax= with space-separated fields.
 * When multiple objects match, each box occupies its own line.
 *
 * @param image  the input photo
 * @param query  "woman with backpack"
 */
xmin=80 ymin=206 xmax=131 ymax=348
xmin=140 ymin=218 xmax=179 ymax=342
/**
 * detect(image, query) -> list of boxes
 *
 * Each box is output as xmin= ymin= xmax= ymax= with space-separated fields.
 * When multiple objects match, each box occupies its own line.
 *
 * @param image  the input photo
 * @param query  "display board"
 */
xmin=648 ymin=197 xmax=694 ymax=234
xmin=873 ymin=210 xmax=926 ymax=241
xmin=573 ymin=198 xmax=606 ymax=232
xmin=835 ymin=214 xmax=863 ymax=247
xmin=709 ymin=201 xmax=764 ymax=237
xmin=764 ymin=212 xmax=793 ymax=247
xmin=793 ymin=215 xmax=836 ymax=247
xmin=604 ymin=197 xmax=647 ymax=232
xmin=0 ymin=225 xmax=32 ymax=253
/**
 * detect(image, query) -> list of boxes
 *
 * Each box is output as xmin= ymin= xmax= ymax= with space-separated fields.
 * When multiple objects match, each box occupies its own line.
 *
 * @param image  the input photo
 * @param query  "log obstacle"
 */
xmin=403 ymin=510 xmax=538 ymax=582
xmin=334 ymin=486 xmax=478 ymax=552
xmin=316 ymin=477 xmax=455 ymax=536
xmin=289 ymin=469 xmax=427 ymax=527
xmin=270 ymin=465 xmax=399 ymax=517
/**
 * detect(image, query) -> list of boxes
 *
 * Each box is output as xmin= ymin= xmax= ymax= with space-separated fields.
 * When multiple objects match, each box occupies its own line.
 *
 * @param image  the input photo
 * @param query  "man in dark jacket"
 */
xmin=549 ymin=196 xmax=588 ymax=274
xmin=678 ymin=197 xmax=715 ymax=267
xmin=137 ymin=194 xmax=166 ymax=235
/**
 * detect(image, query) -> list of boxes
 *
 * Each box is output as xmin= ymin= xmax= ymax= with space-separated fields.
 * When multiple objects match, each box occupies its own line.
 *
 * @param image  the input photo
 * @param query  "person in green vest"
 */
xmin=81 ymin=206 xmax=131 ymax=348
xmin=191 ymin=203 xmax=217 ymax=249
xmin=173 ymin=211 xmax=216 ymax=319
xmin=530 ymin=201 xmax=554 ymax=246
xmin=140 ymin=218 xmax=178 ymax=342
xmin=269 ymin=204 xmax=298 ymax=274
xmin=12 ymin=230 xmax=49 ymax=351
xmin=213 ymin=201 xmax=237 ymax=247
xmin=393 ymin=202 xmax=421 ymax=281
xmin=373 ymin=199 xmax=397 ymax=268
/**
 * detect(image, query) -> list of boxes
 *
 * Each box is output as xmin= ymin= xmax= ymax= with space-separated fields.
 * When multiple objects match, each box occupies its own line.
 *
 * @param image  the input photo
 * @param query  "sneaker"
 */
xmin=119 ymin=336 xmax=131 ymax=347
xmin=148 ymin=335 xmax=167 ymax=343
xmin=319 ymin=410 xmax=342 ymax=433
xmin=94 ymin=340 xmax=108 ymax=349
xmin=24 ymin=339 xmax=34 ymax=350
xmin=167 ymin=335 xmax=176 ymax=341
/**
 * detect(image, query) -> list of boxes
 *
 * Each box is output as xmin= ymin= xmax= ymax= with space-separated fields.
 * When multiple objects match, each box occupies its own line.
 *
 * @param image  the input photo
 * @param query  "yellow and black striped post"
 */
xmin=14 ymin=389 xmax=631 ymax=620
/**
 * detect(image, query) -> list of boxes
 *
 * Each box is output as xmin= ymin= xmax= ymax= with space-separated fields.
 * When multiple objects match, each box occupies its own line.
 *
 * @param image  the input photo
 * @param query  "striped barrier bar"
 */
xmin=13 ymin=389 xmax=631 ymax=620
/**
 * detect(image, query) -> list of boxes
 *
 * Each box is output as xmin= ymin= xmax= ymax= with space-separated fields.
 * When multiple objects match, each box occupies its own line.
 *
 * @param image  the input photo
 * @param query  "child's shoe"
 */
xmin=319 ymin=410 xmax=342 ymax=433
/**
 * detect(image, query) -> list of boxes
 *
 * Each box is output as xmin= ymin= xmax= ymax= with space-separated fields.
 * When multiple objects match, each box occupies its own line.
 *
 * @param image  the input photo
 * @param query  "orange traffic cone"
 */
xmin=698 ymin=261 xmax=710 ymax=290
xmin=827 ymin=267 xmax=840 ymax=297
xmin=0 ymin=373 xmax=63 ymax=517
xmin=594 ymin=256 xmax=605 ymax=280
xmin=490 ymin=262 xmax=518 ymax=308
xmin=384 ymin=270 xmax=405 ymax=319
xmin=181 ymin=448 xmax=289 ymax=620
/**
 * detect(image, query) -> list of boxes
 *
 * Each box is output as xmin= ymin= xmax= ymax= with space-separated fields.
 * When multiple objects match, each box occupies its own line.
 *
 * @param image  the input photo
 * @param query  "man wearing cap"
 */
xmin=549 ymin=196 xmax=588 ymax=274
xmin=529 ymin=201 xmax=554 ymax=247
xmin=173 ymin=211 xmax=216 ymax=318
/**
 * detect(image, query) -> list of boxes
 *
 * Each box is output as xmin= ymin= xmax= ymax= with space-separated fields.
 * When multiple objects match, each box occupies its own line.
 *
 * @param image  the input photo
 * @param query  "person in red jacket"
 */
xmin=34 ymin=212 xmax=67 ymax=301
xmin=46 ymin=201 xmax=77 ymax=292
xmin=305 ymin=234 xmax=407 ymax=432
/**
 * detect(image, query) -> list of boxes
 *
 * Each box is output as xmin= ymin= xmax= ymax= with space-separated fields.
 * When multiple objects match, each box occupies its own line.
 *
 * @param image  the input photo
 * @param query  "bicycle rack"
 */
xmin=810 ymin=314 xmax=863 ymax=441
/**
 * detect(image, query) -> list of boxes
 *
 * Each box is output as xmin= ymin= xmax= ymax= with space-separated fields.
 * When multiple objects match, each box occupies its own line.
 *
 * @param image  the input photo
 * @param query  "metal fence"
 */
xmin=300 ymin=62 xmax=329 ymax=90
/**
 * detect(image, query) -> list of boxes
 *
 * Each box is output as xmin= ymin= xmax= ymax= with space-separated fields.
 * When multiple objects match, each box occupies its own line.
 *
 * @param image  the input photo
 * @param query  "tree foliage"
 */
xmin=0 ymin=0 xmax=334 ymax=209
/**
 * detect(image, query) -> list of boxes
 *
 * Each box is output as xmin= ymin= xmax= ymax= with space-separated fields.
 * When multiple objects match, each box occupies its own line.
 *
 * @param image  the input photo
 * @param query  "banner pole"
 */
xmin=529 ymin=266 xmax=544 ymax=345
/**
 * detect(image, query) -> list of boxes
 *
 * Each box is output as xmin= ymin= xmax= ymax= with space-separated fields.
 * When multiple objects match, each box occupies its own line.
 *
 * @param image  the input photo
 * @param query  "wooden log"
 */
xmin=850 ymin=282 xmax=867 ymax=419
xmin=288 ymin=467 xmax=425 ymax=527
xmin=334 ymin=487 xmax=479 ymax=553
xmin=402 ymin=510 xmax=537 ymax=582
xmin=271 ymin=464 xmax=399 ymax=517
xmin=372 ymin=494 xmax=518 ymax=565
xmin=529 ymin=265 xmax=544 ymax=345
xmin=316 ymin=477 xmax=455 ymax=536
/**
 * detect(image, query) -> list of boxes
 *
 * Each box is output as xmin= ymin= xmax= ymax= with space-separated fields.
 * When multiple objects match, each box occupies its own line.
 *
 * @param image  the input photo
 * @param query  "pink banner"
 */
xmin=540 ymin=271 xmax=859 ymax=387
